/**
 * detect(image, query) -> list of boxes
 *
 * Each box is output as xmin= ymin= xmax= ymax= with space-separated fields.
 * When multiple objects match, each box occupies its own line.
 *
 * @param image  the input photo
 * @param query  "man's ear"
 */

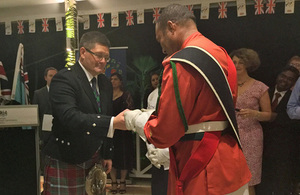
xmin=167 ymin=21 xmax=176 ymax=34
xmin=79 ymin=47 xmax=85 ymax=59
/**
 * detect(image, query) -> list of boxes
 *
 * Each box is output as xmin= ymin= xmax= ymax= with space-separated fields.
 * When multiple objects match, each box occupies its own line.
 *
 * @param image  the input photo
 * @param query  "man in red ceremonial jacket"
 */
xmin=124 ymin=4 xmax=251 ymax=195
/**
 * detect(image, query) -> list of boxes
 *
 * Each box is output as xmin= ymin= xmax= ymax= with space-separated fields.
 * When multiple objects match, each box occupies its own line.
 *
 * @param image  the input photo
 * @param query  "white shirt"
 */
xmin=273 ymin=87 xmax=287 ymax=105
xmin=78 ymin=60 xmax=115 ymax=138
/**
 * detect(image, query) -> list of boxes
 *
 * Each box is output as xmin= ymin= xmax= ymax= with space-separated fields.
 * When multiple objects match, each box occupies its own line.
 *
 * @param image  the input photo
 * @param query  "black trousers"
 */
xmin=151 ymin=166 xmax=169 ymax=195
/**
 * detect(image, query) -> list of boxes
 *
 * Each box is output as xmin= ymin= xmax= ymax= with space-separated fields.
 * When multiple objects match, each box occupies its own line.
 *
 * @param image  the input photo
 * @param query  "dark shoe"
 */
xmin=111 ymin=182 xmax=118 ymax=194
xmin=119 ymin=181 xmax=126 ymax=194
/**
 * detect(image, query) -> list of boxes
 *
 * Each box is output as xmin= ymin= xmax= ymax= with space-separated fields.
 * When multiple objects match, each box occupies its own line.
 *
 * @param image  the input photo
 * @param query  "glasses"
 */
xmin=85 ymin=48 xmax=110 ymax=62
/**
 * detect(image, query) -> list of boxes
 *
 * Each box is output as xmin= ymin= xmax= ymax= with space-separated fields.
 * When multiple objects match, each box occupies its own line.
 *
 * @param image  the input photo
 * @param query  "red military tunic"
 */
xmin=144 ymin=32 xmax=251 ymax=195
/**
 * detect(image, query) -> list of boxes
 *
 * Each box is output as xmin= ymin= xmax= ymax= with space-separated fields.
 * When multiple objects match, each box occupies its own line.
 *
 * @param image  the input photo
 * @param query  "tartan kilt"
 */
xmin=43 ymin=153 xmax=102 ymax=195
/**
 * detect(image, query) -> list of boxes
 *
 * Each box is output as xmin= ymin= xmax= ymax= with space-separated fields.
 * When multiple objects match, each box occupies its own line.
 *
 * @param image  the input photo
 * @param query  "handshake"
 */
xmin=113 ymin=109 xmax=155 ymax=141
xmin=115 ymin=109 xmax=170 ymax=169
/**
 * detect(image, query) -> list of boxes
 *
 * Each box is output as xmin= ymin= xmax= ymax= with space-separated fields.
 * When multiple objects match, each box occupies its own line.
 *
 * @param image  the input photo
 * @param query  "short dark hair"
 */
xmin=44 ymin=67 xmax=57 ymax=77
xmin=229 ymin=48 xmax=261 ymax=73
xmin=279 ymin=65 xmax=299 ymax=79
xmin=79 ymin=31 xmax=111 ymax=50
xmin=156 ymin=4 xmax=196 ymax=30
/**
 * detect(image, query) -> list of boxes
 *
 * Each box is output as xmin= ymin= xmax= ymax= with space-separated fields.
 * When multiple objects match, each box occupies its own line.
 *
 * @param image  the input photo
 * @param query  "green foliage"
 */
xmin=127 ymin=56 xmax=159 ymax=108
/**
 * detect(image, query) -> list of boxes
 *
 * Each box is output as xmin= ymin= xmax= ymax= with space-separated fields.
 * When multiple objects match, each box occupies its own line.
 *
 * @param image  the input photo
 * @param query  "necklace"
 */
xmin=238 ymin=81 xmax=247 ymax=87
xmin=238 ymin=78 xmax=250 ymax=87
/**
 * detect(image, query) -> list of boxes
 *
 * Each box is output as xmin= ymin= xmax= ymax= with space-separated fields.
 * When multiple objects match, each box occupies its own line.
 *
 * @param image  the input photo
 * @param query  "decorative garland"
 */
xmin=65 ymin=0 xmax=77 ymax=67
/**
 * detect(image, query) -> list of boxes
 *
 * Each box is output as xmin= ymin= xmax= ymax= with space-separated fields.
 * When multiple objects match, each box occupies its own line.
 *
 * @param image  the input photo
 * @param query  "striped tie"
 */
xmin=91 ymin=77 xmax=101 ymax=112
xmin=271 ymin=92 xmax=281 ymax=112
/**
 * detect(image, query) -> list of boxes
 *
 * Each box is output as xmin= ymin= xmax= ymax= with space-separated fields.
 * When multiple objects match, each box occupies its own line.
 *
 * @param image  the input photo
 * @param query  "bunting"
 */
xmin=255 ymin=0 xmax=265 ymax=15
xmin=153 ymin=8 xmax=161 ymax=23
xmin=5 ymin=21 xmax=12 ymax=35
xmin=237 ymin=0 xmax=247 ymax=17
xmin=218 ymin=2 xmax=227 ymax=19
xmin=29 ymin=19 xmax=35 ymax=33
xmin=266 ymin=0 xmax=276 ymax=14
xmin=187 ymin=5 xmax=194 ymax=13
xmin=137 ymin=9 xmax=144 ymax=24
xmin=126 ymin=10 xmax=134 ymax=26
xmin=200 ymin=2 xmax=210 ymax=20
xmin=97 ymin=13 xmax=105 ymax=28
xmin=285 ymin=0 xmax=295 ymax=14
xmin=111 ymin=12 xmax=119 ymax=27
xmin=42 ymin=18 xmax=49 ymax=32
xmin=55 ymin=17 xmax=63 ymax=31
xmin=17 ymin=20 xmax=24 ymax=34
xmin=83 ymin=15 xmax=90 ymax=30
xmin=2 ymin=1 xmax=300 ymax=34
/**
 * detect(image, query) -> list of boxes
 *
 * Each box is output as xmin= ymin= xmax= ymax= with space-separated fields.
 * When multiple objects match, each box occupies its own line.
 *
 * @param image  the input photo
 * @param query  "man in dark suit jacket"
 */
xmin=32 ymin=67 xmax=57 ymax=180
xmin=258 ymin=66 xmax=299 ymax=195
xmin=43 ymin=31 xmax=127 ymax=195
xmin=32 ymin=67 xmax=57 ymax=143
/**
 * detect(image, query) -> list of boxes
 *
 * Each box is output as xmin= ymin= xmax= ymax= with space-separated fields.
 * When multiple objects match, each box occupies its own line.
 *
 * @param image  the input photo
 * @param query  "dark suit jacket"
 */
xmin=262 ymin=87 xmax=293 ymax=148
xmin=32 ymin=85 xmax=52 ymax=145
xmin=44 ymin=62 xmax=114 ymax=164
xmin=32 ymin=86 xmax=51 ymax=123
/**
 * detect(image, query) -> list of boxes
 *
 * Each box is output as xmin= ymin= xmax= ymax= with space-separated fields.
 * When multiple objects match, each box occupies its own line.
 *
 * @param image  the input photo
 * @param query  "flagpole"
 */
xmin=65 ymin=0 xmax=78 ymax=67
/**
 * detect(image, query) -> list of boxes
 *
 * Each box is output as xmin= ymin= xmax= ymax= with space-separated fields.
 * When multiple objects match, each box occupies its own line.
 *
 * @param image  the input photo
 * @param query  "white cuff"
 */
xmin=107 ymin=117 xmax=115 ymax=138
xmin=134 ymin=109 xmax=155 ymax=142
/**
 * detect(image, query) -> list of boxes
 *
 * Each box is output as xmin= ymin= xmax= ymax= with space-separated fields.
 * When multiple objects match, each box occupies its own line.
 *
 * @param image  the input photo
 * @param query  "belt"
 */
xmin=186 ymin=121 xmax=228 ymax=134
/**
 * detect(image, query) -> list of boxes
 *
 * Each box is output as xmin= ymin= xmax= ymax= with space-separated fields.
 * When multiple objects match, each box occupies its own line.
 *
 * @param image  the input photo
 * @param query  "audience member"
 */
xmin=32 ymin=67 xmax=57 ymax=178
xmin=32 ymin=67 xmax=57 ymax=140
xmin=123 ymin=4 xmax=251 ymax=194
xmin=288 ymin=55 xmax=300 ymax=72
xmin=287 ymin=76 xmax=300 ymax=195
xmin=259 ymin=66 xmax=299 ymax=194
xmin=109 ymin=73 xmax=134 ymax=194
xmin=43 ymin=31 xmax=126 ymax=195
xmin=230 ymin=48 xmax=272 ymax=195
xmin=143 ymin=72 xmax=159 ymax=108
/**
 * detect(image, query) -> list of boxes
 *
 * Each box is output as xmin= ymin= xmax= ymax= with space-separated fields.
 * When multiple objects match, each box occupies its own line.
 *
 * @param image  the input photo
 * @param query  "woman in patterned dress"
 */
xmin=230 ymin=48 xmax=272 ymax=195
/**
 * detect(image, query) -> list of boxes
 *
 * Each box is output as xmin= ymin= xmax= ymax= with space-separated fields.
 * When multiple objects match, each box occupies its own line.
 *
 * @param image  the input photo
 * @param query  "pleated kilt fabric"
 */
xmin=43 ymin=153 xmax=100 ymax=195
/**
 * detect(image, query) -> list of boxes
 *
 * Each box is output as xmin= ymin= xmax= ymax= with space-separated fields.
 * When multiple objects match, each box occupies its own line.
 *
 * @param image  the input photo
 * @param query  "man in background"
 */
xmin=259 ymin=66 xmax=299 ymax=194
xmin=32 ymin=67 xmax=57 ymax=178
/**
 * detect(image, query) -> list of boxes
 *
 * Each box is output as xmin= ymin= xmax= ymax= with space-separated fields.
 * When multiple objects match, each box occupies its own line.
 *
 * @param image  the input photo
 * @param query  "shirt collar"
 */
xmin=78 ymin=60 xmax=95 ymax=82
xmin=274 ymin=87 xmax=287 ymax=97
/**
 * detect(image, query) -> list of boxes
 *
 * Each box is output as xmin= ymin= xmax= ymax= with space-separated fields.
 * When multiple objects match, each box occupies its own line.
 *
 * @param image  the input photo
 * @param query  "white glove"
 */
xmin=146 ymin=143 xmax=170 ymax=169
xmin=124 ymin=109 xmax=142 ymax=131
xmin=125 ymin=109 xmax=155 ymax=142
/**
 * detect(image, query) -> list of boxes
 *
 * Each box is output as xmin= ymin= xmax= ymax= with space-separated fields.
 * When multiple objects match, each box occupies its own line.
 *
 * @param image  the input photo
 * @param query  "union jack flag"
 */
xmin=153 ymin=8 xmax=161 ymax=23
xmin=187 ymin=5 xmax=194 ymax=13
xmin=17 ymin=20 xmax=24 ymax=34
xmin=126 ymin=10 xmax=134 ymax=26
xmin=97 ymin=13 xmax=105 ymax=28
xmin=11 ymin=43 xmax=30 ymax=105
xmin=218 ymin=2 xmax=227 ymax=19
xmin=255 ymin=0 xmax=265 ymax=15
xmin=42 ymin=18 xmax=49 ymax=32
xmin=266 ymin=0 xmax=276 ymax=14
xmin=0 ymin=61 xmax=11 ymax=103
